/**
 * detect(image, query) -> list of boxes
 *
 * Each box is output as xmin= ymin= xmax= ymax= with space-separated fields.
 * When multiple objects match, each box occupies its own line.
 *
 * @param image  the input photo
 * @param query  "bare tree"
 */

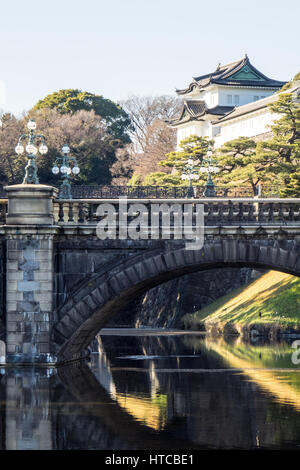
xmin=109 ymin=145 xmax=138 ymax=185
xmin=121 ymin=95 xmax=181 ymax=153
xmin=133 ymin=119 xmax=176 ymax=176
xmin=112 ymin=95 xmax=181 ymax=183
xmin=0 ymin=113 xmax=25 ymax=184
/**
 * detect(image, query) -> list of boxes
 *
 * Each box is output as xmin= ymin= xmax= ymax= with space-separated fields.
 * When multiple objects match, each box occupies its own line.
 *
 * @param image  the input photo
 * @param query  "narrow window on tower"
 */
xmin=227 ymin=95 xmax=232 ymax=104
xmin=234 ymin=95 xmax=239 ymax=105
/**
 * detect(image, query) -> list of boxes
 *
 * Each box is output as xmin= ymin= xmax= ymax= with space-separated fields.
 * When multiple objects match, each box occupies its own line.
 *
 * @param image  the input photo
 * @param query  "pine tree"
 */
xmin=281 ymin=170 xmax=300 ymax=197
xmin=256 ymin=91 xmax=300 ymax=189
xmin=160 ymin=135 xmax=214 ymax=171
xmin=133 ymin=135 xmax=214 ymax=186
xmin=218 ymin=87 xmax=300 ymax=195
xmin=217 ymin=137 xmax=266 ymax=195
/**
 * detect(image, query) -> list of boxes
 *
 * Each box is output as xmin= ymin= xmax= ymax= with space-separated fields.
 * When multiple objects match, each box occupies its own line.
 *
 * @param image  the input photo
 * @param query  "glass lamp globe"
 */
xmin=52 ymin=165 xmax=59 ymax=175
xmin=187 ymin=159 xmax=193 ymax=165
xmin=181 ymin=174 xmax=187 ymax=180
xmin=27 ymin=120 xmax=37 ymax=131
xmin=62 ymin=145 xmax=70 ymax=154
xmin=66 ymin=167 xmax=71 ymax=175
xmin=193 ymin=174 xmax=199 ymax=180
xmin=26 ymin=144 xmax=37 ymax=155
xmin=72 ymin=166 xmax=80 ymax=175
xmin=39 ymin=144 xmax=48 ymax=154
xmin=15 ymin=144 xmax=24 ymax=155
xmin=60 ymin=165 xmax=68 ymax=174
xmin=200 ymin=167 xmax=207 ymax=173
xmin=207 ymin=150 xmax=213 ymax=157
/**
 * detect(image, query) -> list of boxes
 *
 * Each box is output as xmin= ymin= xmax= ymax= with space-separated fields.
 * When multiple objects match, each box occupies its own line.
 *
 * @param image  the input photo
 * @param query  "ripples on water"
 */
xmin=1 ymin=331 xmax=300 ymax=450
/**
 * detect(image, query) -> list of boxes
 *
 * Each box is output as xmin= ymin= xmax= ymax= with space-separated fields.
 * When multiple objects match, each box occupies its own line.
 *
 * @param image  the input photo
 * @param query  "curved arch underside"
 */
xmin=53 ymin=239 xmax=300 ymax=361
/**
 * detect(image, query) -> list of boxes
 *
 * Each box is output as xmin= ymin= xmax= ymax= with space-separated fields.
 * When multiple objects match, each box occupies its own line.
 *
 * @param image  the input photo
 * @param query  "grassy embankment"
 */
xmin=182 ymin=271 xmax=300 ymax=337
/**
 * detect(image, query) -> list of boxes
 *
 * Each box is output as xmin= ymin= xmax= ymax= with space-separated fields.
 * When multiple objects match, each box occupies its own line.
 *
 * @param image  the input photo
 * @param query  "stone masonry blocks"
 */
xmin=5 ymin=227 xmax=56 ymax=364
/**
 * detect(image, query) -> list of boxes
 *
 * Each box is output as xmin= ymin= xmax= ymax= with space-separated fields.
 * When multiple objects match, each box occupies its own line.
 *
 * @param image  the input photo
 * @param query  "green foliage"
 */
xmin=218 ymin=136 xmax=275 ymax=194
xmin=256 ymin=93 xmax=300 ymax=191
xmin=182 ymin=271 xmax=300 ymax=331
xmin=280 ymin=170 xmax=300 ymax=197
xmin=127 ymin=171 xmax=185 ymax=186
xmin=160 ymin=135 xmax=214 ymax=170
xmin=127 ymin=172 xmax=143 ymax=186
xmin=280 ymin=71 xmax=300 ymax=92
xmin=217 ymin=91 xmax=300 ymax=194
xmin=32 ymin=89 xmax=132 ymax=143
xmin=142 ymin=172 xmax=183 ymax=186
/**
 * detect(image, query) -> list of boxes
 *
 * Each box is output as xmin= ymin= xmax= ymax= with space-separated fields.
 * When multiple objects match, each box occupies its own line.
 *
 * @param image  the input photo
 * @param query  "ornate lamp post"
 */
xmin=51 ymin=145 xmax=80 ymax=199
xmin=15 ymin=120 xmax=48 ymax=184
xmin=200 ymin=148 xmax=219 ymax=197
xmin=181 ymin=158 xmax=199 ymax=198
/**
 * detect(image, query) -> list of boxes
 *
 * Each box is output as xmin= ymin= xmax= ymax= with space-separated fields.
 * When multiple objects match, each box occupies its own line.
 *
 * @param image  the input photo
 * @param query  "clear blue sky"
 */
xmin=0 ymin=0 xmax=299 ymax=115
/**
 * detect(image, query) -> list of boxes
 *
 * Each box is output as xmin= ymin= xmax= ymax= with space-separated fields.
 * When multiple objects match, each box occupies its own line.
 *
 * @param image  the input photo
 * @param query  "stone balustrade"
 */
xmin=51 ymin=198 xmax=300 ymax=226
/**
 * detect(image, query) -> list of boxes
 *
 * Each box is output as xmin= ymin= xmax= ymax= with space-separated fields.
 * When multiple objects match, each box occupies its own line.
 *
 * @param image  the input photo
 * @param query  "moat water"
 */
xmin=1 ymin=330 xmax=300 ymax=450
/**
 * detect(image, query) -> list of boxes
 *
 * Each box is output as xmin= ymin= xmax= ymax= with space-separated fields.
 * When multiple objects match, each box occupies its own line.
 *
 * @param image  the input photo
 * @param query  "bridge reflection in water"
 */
xmin=1 ymin=333 xmax=300 ymax=449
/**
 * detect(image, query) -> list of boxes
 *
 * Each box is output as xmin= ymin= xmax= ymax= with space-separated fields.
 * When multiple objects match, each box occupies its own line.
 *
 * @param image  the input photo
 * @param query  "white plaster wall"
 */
xmin=218 ymin=86 xmax=275 ymax=107
xmin=214 ymin=110 xmax=281 ymax=147
xmin=184 ymin=85 xmax=275 ymax=108
xmin=177 ymin=121 xmax=212 ymax=148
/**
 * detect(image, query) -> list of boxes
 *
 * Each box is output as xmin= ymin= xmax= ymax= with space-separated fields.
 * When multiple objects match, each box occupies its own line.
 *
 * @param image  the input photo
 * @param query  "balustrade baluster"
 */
xmin=88 ymin=203 xmax=93 ymax=222
xmin=244 ymin=203 xmax=249 ymax=222
xmin=288 ymin=204 xmax=295 ymax=221
xmin=207 ymin=203 xmax=214 ymax=224
xmin=268 ymin=203 xmax=274 ymax=222
xmin=58 ymin=202 xmax=64 ymax=222
xmin=295 ymin=204 xmax=300 ymax=222
xmin=236 ymin=202 xmax=243 ymax=222
xmin=228 ymin=201 xmax=234 ymax=223
xmin=78 ymin=203 xmax=85 ymax=223
xmin=217 ymin=204 xmax=224 ymax=224
xmin=258 ymin=203 xmax=264 ymax=222
xmin=0 ymin=203 xmax=6 ymax=223
xmin=68 ymin=202 xmax=74 ymax=222
xmin=248 ymin=203 xmax=254 ymax=222
xmin=278 ymin=203 xmax=284 ymax=222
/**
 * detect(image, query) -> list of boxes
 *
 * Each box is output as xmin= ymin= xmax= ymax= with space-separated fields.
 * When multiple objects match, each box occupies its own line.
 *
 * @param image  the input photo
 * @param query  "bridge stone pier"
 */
xmin=1 ymin=184 xmax=300 ymax=364
xmin=3 ymin=185 xmax=58 ymax=364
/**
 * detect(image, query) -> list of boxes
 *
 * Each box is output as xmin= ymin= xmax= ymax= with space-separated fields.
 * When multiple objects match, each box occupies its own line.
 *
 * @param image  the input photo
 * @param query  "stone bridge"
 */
xmin=1 ymin=183 xmax=300 ymax=364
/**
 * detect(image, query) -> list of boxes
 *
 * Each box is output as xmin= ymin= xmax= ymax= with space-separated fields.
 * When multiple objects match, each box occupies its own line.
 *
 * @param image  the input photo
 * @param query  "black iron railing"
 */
xmin=0 ymin=184 xmax=286 ymax=199
xmin=69 ymin=185 xmax=261 ymax=199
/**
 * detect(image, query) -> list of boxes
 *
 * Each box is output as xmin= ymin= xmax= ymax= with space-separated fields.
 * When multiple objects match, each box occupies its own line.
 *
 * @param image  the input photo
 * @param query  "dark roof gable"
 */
xmin=176 ymin=55 xmax=286 ymax=95
xmin=168 ymin=100 xmax=234 ymax=126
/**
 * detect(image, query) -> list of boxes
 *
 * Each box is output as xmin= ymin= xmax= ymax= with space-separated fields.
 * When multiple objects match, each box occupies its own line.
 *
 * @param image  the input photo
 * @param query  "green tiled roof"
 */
xmin=176 ymin=55 xmax=286 ymax=95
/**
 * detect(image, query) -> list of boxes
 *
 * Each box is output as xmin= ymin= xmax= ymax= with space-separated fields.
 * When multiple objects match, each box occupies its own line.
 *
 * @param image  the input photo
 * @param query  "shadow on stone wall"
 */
xmin=106 ymin=268 xmax=263 ymax=329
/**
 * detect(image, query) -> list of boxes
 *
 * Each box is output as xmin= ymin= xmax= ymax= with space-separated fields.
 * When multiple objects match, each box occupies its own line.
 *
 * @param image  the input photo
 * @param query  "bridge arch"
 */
xmin=53 ymin=238 xmax=300 ymax=362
